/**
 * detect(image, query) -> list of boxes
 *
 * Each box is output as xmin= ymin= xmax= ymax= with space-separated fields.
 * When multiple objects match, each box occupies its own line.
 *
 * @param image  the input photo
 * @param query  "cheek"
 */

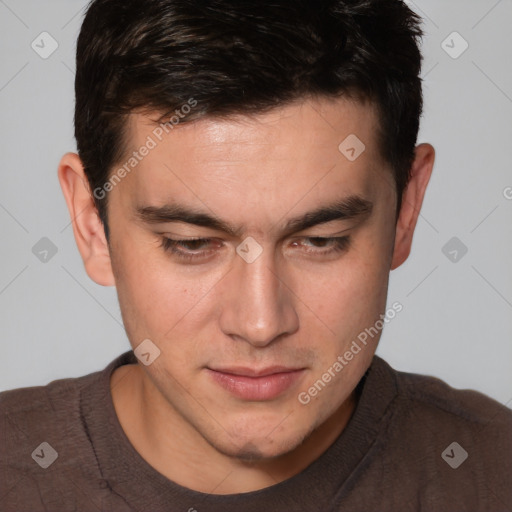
xmin=287 ymin=236 xmax=392 ymax=398
xmin=298 ymin=242 xmax=390 ymax=334
xmin=111 ymin=237 xmax=225 ymax=352
xmin=292 ymin=246 xmax=391 ymax=412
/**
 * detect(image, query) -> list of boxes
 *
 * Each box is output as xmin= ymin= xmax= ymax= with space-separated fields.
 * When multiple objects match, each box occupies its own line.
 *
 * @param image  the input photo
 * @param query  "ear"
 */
xmin=58 ymin=153 xmax=115 ymax=286
xmin=391 ymin=143 xmax=435 ymax=270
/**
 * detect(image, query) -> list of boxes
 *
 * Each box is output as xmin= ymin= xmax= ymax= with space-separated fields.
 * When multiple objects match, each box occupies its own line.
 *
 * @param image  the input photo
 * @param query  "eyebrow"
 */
xmin=135 ymin=194 xmax=373 ymax=237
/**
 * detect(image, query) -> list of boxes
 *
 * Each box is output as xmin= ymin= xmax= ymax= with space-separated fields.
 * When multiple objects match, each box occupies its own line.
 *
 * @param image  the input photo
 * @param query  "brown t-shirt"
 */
xmin=1 ymin=350 xmax=511 ymax=511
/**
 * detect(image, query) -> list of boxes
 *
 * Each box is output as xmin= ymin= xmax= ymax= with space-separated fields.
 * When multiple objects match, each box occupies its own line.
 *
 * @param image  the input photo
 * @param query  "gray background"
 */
xmin=0 ymin=0 xmax=511 ymax=409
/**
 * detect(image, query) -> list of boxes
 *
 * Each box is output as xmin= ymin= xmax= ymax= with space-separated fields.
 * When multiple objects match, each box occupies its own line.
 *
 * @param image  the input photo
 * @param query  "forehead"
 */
xmin=112 ymin=97 xmax=392 ymax=230
xmin=128 ymin=96 xmax=381 ymax=161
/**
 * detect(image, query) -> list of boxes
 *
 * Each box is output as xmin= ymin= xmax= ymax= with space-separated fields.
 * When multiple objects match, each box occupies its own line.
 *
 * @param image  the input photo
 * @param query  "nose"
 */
xmin=218 ymin=248 xmax=299 ymax=348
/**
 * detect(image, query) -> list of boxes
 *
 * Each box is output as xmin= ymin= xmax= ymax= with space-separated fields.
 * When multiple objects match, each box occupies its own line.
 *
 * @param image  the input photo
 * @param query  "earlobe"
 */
xmin=58 ymin=153 xmax=115 ymax=286
xmin=391 ymin=143 xmax=435 ymax=270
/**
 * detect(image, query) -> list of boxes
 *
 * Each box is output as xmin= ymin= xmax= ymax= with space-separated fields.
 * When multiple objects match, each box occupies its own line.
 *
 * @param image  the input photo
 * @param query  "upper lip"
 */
xmin=209 ymin=366 xmax=304 ymax=377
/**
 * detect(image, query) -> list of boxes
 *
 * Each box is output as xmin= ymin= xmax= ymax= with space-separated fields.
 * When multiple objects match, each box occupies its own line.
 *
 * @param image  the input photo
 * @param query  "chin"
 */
xmin=207 ymin=424 xmax=311 ymax=462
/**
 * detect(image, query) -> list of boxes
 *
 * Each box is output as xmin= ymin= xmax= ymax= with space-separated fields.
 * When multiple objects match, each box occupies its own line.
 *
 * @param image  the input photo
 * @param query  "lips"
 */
xmin=212 ymin=366 xmax=301 ymax=378
xmin=206 ymin=366 xmax=305 ymax=401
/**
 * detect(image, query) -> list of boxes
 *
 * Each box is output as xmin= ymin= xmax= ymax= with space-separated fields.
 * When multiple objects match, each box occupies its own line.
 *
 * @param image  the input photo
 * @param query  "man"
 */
xmin=1 ymin=0 xmax=510 ymax=510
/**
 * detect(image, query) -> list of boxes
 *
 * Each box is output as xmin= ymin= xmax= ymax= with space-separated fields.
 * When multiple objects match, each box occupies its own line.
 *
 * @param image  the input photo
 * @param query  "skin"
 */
xmin=58 ymin=96 xmax=434 ymax=494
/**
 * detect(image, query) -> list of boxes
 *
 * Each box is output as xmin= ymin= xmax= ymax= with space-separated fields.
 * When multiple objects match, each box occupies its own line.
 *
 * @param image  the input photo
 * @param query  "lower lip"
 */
xmin=207 ymin=369 xmax=304 ymax=401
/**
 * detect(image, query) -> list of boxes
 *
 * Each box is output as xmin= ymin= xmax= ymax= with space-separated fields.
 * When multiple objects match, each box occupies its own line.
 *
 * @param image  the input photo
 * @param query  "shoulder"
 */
xmin=0 ymin=369 xmax=102 ymax=459
xmin=1 ymin=371 xmax=85 ymax=408
xmin=388 ymin=360 xmax=512 ymax=429
xmin=0 ymin=352 xmax=139 ymax=511
xmin=344 ymin=357 xmax=512 ymax=509
xmin=1 ymin=367 xmax=100 ymax=429
xmin=373 ymin=356 xmax=512 ymax=472
xmin=0 ymin=368 xmax=105 ymax=503
xmin=0 ymin=351 xmax=134 ymax=435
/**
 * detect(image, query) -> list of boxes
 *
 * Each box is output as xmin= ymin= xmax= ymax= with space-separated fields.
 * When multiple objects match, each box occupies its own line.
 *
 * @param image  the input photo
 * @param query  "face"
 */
xmin=99 ymin=97 xmax=399 ymax=459
xmin=65 ymin=95 xmax=426 ymax=463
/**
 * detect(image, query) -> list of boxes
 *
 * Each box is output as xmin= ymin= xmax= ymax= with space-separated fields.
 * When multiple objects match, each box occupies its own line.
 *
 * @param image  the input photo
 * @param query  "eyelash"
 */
xmin=160 ymin=236 xmax=351 ymax=262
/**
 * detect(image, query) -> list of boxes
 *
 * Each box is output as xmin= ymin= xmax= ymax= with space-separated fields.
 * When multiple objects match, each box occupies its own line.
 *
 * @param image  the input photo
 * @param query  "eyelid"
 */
xmin=160 ymin=235 xmax=351 ymax=264
xmin=159 ymin=229 xmax=221 ymax=239
xmin=159 ymin=230 xmax=353 ymax=247
xmin=289 ymin=227 xmax=352 ymax=241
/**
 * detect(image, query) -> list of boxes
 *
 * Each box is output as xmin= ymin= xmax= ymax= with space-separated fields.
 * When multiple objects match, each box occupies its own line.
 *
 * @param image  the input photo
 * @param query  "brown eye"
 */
xmin=292 ymin=236 xmax=350 ymax=254
xmin=161 ymin=237 xmax=218 ymax=262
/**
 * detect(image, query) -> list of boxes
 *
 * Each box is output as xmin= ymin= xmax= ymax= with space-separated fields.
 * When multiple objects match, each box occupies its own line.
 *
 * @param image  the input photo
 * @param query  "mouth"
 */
xmin=206 ymin=366 xmax=305 ymax=401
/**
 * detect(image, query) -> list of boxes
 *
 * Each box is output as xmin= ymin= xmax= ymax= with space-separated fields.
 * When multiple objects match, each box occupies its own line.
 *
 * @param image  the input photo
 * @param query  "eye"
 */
xmin=291 ymin=236 xmax=350 ymax=255
xmin=160 ymin=235 xmax=351 ymax=264
xmin=160 ymin=237 xmax=218 ymax=262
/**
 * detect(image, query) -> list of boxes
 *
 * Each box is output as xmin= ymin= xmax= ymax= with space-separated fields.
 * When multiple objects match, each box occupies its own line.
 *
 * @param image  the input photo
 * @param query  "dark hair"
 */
xmin=75 ymin=0 xmax=424 ymax=235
